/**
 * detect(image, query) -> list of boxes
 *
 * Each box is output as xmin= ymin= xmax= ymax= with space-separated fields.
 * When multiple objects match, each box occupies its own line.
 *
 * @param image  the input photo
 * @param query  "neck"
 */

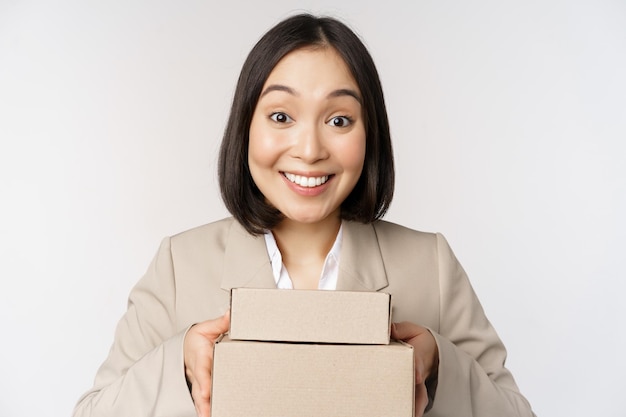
xmin=271 ymin=213 xmax=341 ymax=289
xmin=272 ymin=214 xmax=341 ymax=259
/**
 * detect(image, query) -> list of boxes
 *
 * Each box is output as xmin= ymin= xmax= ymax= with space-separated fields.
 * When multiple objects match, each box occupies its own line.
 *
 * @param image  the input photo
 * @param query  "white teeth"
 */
xmin=284 ymin=172 xmax=329 ymax=188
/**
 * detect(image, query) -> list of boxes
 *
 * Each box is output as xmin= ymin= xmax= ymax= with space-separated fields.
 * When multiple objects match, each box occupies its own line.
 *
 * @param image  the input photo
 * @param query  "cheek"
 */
xmin=248 ymin=120 xmax=278 ymax=169
xmin=339 ymin=132 xmax=367 ymax=173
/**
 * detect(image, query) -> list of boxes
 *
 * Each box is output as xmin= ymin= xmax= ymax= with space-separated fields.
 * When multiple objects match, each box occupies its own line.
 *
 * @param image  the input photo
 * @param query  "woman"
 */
xmin=73 ymin=14 xmax=535 ymax=417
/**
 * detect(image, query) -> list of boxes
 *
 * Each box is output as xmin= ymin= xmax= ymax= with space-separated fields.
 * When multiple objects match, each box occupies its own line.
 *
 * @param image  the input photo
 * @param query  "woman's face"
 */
xmin=248 ymin=47 xmax=366 ymax=227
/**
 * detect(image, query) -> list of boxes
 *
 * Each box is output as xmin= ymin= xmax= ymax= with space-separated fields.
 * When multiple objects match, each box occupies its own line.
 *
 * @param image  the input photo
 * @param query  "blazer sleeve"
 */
xmin=426 ymin=233 xmax=536 ymax=417
xmin=72 ymin=237 xmax=197 ymax=417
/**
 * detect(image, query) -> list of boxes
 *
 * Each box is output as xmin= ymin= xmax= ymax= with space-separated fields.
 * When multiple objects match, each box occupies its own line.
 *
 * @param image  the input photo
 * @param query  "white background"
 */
xmin=1 ymin=1 xmax=625 ymax=416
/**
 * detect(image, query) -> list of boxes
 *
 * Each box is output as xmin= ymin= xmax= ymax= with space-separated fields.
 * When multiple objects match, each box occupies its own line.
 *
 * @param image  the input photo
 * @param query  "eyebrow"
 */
xmin=328 ymin=88 xmax=362 ymax=105
xmin=260 ymin=84 xmax=297 ymax=97
xmin=260 ymin=84 xmax=362 ymax=105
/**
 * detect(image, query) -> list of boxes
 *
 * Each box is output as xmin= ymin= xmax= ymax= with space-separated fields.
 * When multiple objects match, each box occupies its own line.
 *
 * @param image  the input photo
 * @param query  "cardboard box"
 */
xmin=211 ymin=336 xmax=415 ymax=417
xmin=229 ymin=288 xmax=391 ymax=344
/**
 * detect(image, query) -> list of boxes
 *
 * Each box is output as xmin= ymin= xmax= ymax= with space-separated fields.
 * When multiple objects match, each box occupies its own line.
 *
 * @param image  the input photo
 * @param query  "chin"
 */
xmin=283 ymin=210 xmax=340 ymax=227
xmin=287 ymin=216 xmax=325 ymax=225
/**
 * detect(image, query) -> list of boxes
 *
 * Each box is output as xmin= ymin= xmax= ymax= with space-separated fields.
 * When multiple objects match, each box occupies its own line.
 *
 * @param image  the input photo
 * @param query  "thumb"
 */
xmin=391 ymin=321 xmax=422 ymax=341
xmin=197 ymin=310 xmax=230 ymax=339
xmin=216 ymin=310 xmax=230 ymax=333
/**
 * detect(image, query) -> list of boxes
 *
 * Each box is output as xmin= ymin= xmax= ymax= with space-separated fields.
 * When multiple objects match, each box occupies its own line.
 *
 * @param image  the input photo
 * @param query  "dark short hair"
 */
xmin=218 ymin=13 xmax=394 ymax=235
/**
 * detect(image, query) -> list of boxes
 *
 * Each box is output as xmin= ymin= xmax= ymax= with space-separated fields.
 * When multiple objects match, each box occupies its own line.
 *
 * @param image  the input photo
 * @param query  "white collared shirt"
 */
xmin=263 ymin=225 xmax=343 ymax=290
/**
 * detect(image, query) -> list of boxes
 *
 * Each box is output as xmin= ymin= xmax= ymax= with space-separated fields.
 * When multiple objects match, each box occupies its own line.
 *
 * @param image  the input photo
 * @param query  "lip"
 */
xmin=280 ymin=171 xmax=334 ymax=196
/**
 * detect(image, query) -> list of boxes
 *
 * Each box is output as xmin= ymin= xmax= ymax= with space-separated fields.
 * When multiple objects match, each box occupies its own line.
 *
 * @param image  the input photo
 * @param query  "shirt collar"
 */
xmin=263 ymin=223 xmax=343 ymax=290
xmin=263 ymin=230 xmax=284 ymax=286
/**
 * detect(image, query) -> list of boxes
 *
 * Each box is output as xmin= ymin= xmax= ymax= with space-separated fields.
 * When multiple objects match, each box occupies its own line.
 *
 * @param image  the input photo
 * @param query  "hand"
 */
xmin=183 ymin=311 xmax=230 ymax=417
xmin=391 ymin=321 xmax=439 ymax=417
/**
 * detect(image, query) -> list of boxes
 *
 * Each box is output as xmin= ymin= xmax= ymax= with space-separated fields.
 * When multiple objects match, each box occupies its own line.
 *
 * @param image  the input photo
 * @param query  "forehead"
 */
xmin=263 ymin=46 xmax=359 ymax=92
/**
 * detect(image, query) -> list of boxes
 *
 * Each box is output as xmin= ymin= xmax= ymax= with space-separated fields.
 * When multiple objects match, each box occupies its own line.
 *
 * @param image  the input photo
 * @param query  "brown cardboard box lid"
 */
xmin=211 ymin=336 xmax=414 ymax=417
xmin=229 ymin=288 xmax=391 ymax=344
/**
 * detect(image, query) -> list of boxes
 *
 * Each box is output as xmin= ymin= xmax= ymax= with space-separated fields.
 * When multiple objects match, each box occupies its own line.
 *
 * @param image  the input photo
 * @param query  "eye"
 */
xmin=327 ymin=116 xmax=352 ymax=127
xmin=270 ymin=112 xmax=293 ymax=124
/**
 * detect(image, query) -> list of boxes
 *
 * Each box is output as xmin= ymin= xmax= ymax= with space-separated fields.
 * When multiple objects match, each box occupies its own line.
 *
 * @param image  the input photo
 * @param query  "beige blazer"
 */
xmin=73 ymin=218 xmax=535 ymax=417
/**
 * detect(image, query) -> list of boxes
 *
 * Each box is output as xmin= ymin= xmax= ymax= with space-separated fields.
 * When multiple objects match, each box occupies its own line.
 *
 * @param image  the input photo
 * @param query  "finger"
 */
xmin=191 ymin=370 xmax=212 ymax=417
xmin=414 ymin=356 xmax=425 ymax=385
xmin=414 ymin=382 xmax=429 ymax=417
xmin=196 ymin=392 xmax=211 ymax=417
xmin=185 ymin=313 xmax=230 ymax=417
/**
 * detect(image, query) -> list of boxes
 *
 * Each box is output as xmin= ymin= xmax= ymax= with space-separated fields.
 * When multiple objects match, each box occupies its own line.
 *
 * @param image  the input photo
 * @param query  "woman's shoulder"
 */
xmin=171 ymin=217 xmax=236 ymax=237
xmin=341 ymin=219 xmax=445 ymax=260
xmin=166 ymin=217 xmax=244 ymax=251
xmin=370 ymin=219 xmax=439 ymax=244
xmin=368 ymin=220 xmax=459 ymax=266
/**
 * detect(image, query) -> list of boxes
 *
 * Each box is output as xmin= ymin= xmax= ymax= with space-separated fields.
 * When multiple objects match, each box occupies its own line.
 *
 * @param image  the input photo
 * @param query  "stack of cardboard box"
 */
xmin=211 ymin=288 xmax=415 ymax=417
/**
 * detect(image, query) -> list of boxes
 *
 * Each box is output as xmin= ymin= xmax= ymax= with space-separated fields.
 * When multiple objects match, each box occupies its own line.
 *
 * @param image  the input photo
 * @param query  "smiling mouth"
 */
xmin=283 ymin=172 xmax=331 ymax=188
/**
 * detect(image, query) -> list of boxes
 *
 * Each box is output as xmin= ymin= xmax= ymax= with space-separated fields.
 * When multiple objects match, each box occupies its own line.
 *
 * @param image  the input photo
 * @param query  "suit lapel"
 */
xmin=336 ymin=221 xmax=389 ymax=292
xmin=220 ymin=220 xmax=388 ymax=292
xmin=220 ymin=220 xmax=276 ymax=291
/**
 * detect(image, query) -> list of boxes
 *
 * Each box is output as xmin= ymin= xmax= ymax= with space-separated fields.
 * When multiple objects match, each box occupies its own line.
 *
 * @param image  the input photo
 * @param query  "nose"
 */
xmin=290 ymin=122 xmax=329 ymax=163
